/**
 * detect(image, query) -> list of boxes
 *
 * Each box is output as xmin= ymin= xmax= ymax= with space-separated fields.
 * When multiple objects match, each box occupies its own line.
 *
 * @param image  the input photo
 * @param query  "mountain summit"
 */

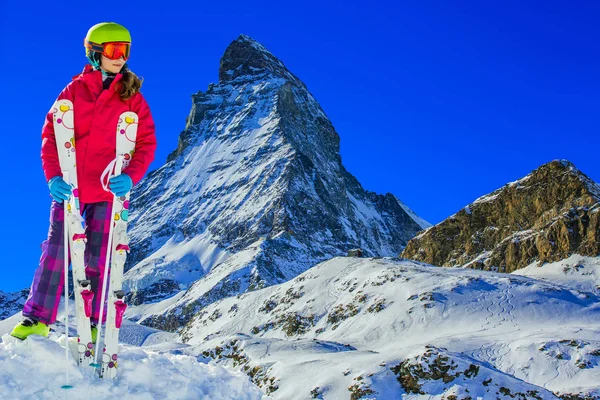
xmin=219 ymin=34 xmax=300 ymax=84
xmin=125 ymin=34 xmax=428 ymax=330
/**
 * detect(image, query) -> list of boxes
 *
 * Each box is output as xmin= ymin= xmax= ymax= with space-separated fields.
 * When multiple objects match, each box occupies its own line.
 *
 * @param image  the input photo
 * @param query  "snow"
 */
xmin=347 ymin=191 xmax=385 ymax=226
xmin=2 ymin=255 xmax=600 ymax=397
xmin=123 ymin=231 xmax=231 ymax=294
xmin=0 ymin=314 xmax=270 ymax=400
xmin=127 ymin=240 xmax=266 ymax=324
xmin=512 ymin=254 xmax=600 ymax=294
xmin=0 ymin=334 xmax=269 ymax=400
xmin=172 ymin=256 xmax=600 ymax=398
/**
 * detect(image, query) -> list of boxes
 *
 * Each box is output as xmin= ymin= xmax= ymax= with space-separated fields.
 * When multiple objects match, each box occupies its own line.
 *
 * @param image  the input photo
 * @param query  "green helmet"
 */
xmin=84 ymin=22 xmax=131 ymax=68
xmin=84 ymin=22 xmax=131 ymax=57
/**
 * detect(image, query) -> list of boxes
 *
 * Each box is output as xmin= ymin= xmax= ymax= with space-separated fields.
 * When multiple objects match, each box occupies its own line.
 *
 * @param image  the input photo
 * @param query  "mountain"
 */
xmin=0 ymin=289 xmax=28 ymax=320
xmin=158 ymin=255 xmax=600 ymax=398
xmin=124 ymin=34 xmax=428 ymax=330
xmin=401 ymin=160 xmax=600 ymax=272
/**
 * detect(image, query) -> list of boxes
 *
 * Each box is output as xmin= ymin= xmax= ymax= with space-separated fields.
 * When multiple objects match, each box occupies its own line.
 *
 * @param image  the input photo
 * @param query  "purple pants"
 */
xmin=23 ymin=201 xmax=113 ymax=325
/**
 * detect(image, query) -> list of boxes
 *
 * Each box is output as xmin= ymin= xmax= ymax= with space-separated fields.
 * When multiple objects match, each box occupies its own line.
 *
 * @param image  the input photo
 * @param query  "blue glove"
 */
xmin=109 ymin=174 xmax=133 ymax=197
xmin=48 ymin=176 xmax=71 ymax=203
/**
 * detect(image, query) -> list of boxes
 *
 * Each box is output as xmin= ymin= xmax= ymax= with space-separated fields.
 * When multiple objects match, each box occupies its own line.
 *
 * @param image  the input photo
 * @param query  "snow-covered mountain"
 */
xmin=125 ymin=34 xmax=429 ymax=330
xmin=0 ymin=289 xmax=28 ymax=320
xmin=134 ymin=255 xmax=600 ymax=399
xmin=402 ymin=160 xmax=600 ymax=273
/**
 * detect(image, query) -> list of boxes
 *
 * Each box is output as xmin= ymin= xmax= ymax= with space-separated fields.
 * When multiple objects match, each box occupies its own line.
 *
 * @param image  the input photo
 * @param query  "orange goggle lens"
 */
xmin=103 ymin=42 xmax=130 ymax=60
xmin=87 ymin=41 xmax=130 ymax=61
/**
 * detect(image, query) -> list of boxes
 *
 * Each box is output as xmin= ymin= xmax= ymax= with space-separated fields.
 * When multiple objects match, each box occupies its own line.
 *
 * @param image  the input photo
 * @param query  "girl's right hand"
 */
xmin=47 ymin=176 xmax=72 ymax=203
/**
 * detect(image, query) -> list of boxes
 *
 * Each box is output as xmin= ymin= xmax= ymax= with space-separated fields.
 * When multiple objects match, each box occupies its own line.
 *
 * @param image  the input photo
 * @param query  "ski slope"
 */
xmin=174 ymin=256 xmax=600 ymax=399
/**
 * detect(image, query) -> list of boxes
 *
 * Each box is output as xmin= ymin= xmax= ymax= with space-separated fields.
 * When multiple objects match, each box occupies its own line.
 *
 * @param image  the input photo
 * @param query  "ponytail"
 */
xmin=116 ymin=68 xmax=143 ymax=100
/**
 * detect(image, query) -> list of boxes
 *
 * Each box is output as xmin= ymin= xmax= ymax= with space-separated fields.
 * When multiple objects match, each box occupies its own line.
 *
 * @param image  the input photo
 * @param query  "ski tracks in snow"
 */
xmin=473 ymin=279 xmax=519 ymax=370
xmin=481 ymin=278 xmax=518 ymax=331
xmin=504 ymin=282 xmax=518 ymax=329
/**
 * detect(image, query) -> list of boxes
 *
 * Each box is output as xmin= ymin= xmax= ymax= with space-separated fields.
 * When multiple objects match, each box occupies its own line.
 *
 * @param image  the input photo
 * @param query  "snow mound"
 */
xmin=0 ymin=333 xmax=270 ymax=400
xmin=513 ymin=254 xmax=600 ymax=294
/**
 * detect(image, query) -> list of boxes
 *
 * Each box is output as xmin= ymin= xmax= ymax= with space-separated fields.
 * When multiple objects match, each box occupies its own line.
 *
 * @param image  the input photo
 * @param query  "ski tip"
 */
xmin=61 ymin=385 xmax=74 ymax=390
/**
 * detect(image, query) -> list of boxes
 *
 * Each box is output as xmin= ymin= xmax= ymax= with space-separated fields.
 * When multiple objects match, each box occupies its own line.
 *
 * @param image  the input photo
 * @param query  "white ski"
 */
xmin=98 ymin=111 xmax=138 ymax=379
xmin=52 ymin=99 xmax=95 ymax=367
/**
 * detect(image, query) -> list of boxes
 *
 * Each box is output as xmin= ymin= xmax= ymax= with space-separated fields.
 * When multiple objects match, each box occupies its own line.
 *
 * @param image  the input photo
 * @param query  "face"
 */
xmin=100 ymin=55 xmax=125 ymax=74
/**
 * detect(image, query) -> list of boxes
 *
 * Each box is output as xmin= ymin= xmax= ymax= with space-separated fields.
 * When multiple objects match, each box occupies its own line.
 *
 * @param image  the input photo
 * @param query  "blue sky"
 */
xmin=0 ymin=0 xmax=598 ymax=291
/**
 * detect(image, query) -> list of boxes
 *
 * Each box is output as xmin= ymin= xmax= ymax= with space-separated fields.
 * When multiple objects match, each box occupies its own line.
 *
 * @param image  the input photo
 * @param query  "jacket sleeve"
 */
xmin=41 ymin=82 xmax=76 ymax=182
xmin=123 ymin=93 xmax=157 ymax=185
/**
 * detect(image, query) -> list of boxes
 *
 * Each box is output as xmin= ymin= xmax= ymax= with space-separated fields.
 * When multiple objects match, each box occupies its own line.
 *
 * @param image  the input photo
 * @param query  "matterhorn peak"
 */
xmin=218 ymin=34 xmax=299 ymax=83
xmin=126 ymin=33 xmax=428 ymax=325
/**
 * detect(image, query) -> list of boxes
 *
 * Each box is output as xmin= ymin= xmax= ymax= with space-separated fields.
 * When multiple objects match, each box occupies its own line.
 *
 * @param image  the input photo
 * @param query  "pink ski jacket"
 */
xmin=41 ymin=64 xmax=157 ymax=203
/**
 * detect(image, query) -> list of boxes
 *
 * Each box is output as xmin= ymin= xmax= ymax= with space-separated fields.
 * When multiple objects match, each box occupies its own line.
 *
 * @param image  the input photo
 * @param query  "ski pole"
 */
xmin=61 ymin=171 xmax=74 ymax=391
xmin=92 ymin=157 xmax=122 ymax=369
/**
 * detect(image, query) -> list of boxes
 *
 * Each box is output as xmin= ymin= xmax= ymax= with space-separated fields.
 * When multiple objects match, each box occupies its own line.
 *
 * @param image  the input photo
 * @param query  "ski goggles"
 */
xmin=85 ymin=40 xmax=131 ymax=61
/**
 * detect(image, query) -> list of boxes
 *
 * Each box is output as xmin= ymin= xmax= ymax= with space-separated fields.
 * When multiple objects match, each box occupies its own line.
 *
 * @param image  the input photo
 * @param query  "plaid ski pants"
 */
xmin=23 ymin=201 xmax=113 ymax=325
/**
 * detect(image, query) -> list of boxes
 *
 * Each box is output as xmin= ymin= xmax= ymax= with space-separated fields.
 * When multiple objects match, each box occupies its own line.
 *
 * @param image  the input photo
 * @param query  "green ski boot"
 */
xmin=11 ymin=318 xmax=50 ymax=340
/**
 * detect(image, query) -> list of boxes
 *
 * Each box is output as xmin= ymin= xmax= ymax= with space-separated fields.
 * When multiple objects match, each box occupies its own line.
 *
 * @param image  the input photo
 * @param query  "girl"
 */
xmin=11 ymin=22 xmax=157 ymax=340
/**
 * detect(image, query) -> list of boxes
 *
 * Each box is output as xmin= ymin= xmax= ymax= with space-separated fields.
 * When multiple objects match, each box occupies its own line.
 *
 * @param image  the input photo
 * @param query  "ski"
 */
xmin=52 ymin=99 xmax=95 ymax=367
xmin=98 ymin=111 xmax=138 ymax=379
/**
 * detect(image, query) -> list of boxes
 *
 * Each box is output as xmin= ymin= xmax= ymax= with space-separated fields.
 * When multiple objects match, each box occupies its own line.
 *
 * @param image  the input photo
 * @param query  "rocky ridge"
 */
xmin=401 ymin=160 xmax=600 ymax=272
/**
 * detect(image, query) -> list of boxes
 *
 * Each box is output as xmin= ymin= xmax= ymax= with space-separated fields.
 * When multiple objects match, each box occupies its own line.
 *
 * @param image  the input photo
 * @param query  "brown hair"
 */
xmin=116 ymin=68 xmax=143 ymax=100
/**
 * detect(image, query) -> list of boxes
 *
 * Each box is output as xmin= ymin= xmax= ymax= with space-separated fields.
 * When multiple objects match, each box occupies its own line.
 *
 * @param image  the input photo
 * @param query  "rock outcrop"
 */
xmin=401 ymin=160 xmax=600 ymax=272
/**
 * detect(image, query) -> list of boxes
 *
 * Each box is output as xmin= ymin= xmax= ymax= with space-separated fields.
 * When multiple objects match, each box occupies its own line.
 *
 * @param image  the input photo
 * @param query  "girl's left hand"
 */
xmin=109 ymin=174 xmax=133 ymax=197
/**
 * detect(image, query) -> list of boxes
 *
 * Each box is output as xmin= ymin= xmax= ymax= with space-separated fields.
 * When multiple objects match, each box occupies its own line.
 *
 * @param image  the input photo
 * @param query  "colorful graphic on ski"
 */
xmin=52 ymin=99 xmax=95 ymax=367
xmin=99 ymin=111 xmax=138 ymax=379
